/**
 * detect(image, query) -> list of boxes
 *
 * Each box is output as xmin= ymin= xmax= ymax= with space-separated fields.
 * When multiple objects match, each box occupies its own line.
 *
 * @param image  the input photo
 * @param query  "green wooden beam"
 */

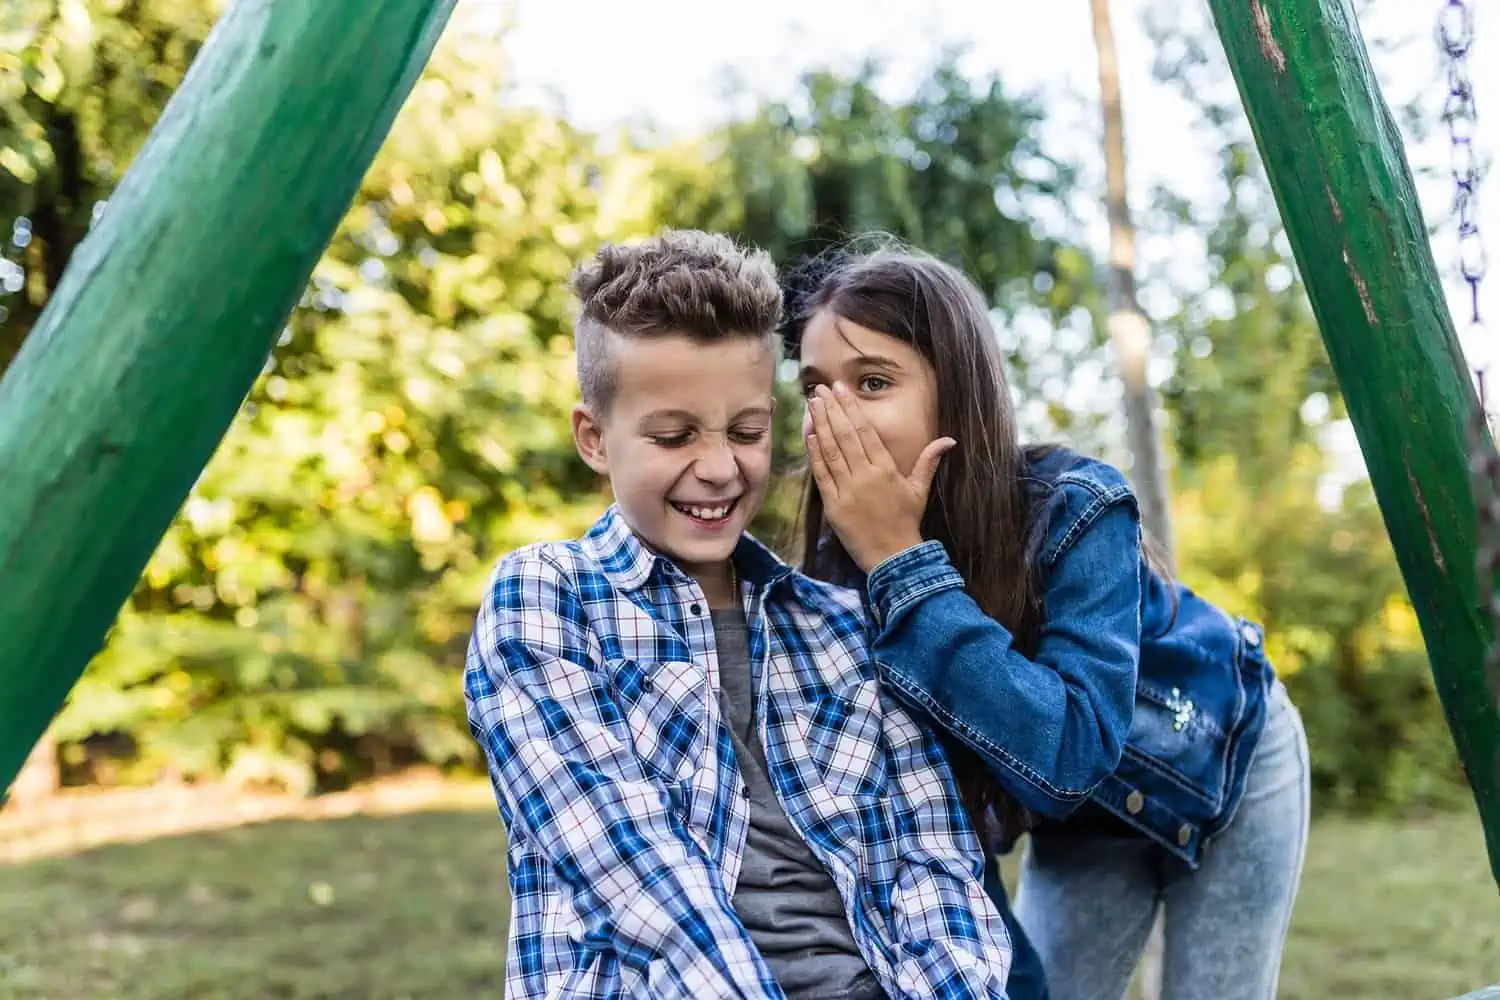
xmin=1204 ymin=0 xmax=1500 ymax=885
xmin=0 ymin=0 xmax=456 ymax=795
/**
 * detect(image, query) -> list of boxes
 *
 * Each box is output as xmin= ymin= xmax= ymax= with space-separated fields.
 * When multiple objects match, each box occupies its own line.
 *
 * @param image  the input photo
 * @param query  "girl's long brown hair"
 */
xmin=789 ymin=246 xmax=1049 ymax=845
xmin=789 ymin=245 xmax=1177 ymax=843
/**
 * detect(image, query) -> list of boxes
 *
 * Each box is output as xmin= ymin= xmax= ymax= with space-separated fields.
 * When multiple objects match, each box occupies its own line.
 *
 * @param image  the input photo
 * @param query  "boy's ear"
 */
xmin=572 ymin=403 xmax=610 ymax=475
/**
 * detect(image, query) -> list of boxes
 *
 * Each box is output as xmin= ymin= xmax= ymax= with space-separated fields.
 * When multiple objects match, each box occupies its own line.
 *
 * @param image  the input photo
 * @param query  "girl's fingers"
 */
xmin=806 ymin=430 xmax=839 ymax=500
xmin=817 ymin=386 xmax=870 ymax=467
xmin=809 ymin=396 xmax=852 ymax=482
xmin=832 ymin=383 xmax=898 ymax=472
xmin=909 ymin=436 xmax=958 ymax=499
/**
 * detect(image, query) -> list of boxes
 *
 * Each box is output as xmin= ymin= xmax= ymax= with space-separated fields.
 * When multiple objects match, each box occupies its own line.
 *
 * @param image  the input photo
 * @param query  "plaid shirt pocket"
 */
xmin=610 ymin=658 xmax=710 ymax=783
xmin=795 ymin=678 xmax=890 ymax=800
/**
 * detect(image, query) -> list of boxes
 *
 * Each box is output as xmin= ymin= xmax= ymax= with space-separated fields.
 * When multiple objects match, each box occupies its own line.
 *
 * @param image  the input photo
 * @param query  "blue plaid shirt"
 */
xmin=465 ymin=506 xmax=1012 ymax=1000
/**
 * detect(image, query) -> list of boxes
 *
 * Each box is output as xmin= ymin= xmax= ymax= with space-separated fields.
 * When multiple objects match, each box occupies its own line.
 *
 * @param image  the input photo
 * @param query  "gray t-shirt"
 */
xmin=712 ymin=608 xmax=883 ymax=1000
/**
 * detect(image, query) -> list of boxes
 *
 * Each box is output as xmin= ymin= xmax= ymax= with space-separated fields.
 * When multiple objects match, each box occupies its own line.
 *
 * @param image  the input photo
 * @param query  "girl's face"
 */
xmin=797 ymin=307 xmax=940 ymax=478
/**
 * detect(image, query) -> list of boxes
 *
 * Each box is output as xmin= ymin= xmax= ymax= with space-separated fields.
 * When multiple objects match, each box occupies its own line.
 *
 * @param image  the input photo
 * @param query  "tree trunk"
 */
xmin=1090 ymin=2 xmax=1172 ymax=993
xmin=5 ymin=729 xmax=59 ymax=808
xmin=1091 ymin=0 xmax=1175 ymax=565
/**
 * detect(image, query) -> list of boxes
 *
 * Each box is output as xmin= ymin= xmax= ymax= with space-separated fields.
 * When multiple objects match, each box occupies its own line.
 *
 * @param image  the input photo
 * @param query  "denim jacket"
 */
xmin=862 ymin=446 xmax=1275 ymax=870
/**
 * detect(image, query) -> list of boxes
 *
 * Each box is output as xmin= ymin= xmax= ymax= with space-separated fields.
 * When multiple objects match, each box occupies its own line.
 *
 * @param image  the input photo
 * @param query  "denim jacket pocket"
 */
xmin=608 ymin=658 xmax=710 ymax=784
xmin=1112 ymin=612 xmax=1275 ymax=850
xmin=795 ymin=678 xmax=891 ymax=800
xmin=1122 ymin=678 xmax=1227 ymax=810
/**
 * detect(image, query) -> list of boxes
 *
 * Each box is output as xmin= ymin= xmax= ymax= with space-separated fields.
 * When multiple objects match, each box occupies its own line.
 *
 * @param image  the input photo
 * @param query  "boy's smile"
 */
xmin=572 ymin=330 xmax=776 ymax=605
xmin=669 ymin=497 xmax=742 ymax=526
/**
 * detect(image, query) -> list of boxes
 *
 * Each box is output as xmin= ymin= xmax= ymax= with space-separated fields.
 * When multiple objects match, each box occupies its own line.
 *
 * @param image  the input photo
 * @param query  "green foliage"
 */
xmin=653 ymin=55 xmax=1082 ymax=313
xmin=18 ymin=19 xmax=625 ymax=792
xmin=0 ymin=2 xmax=1478 ymax=813
xmin=0 ymin=0 xmax=222 ymax=366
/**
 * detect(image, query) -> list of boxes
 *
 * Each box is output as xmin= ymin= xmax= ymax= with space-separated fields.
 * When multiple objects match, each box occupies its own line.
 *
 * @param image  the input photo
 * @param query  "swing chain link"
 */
xmin=1441 ymin=0 xmax=1500 ymax=697
xmin=1440 ymin=0 xmax=1487 ymax=312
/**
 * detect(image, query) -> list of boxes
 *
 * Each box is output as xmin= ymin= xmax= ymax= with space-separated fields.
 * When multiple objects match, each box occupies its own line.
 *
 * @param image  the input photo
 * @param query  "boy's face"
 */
xmin=573 ymin=330 xmax=776 ymax=586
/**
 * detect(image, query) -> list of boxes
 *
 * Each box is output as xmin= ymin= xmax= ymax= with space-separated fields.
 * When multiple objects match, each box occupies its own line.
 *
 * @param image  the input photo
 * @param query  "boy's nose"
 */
xmin=693 ymin=440 xmax=738 ymax=484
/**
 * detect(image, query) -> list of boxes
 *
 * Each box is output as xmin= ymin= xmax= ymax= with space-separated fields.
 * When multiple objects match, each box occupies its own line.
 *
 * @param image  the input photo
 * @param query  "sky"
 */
xmin=482 ymin=0 xmax=1500 ymax=487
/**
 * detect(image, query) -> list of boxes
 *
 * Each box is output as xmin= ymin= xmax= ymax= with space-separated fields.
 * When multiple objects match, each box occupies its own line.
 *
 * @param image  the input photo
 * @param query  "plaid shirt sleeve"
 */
xmin=879 ymin=694 xmax=1013 ymax=999
xmin=465 ymin=546 xmax=786 ymax=1000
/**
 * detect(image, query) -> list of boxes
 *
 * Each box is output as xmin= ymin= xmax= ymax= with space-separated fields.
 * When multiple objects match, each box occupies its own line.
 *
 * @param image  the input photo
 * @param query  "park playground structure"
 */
xmin=0 ymin=1 xmax=1497 ymax=994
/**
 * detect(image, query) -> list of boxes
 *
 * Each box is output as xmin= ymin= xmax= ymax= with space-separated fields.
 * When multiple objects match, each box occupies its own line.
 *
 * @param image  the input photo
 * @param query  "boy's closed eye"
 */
xmin=646 ymin=424 xmax=770 ymax=448
xmin=648 ymin=429 xmax=694 ymax=447
xmin=728 ymin=425 xmax=769 ymax=444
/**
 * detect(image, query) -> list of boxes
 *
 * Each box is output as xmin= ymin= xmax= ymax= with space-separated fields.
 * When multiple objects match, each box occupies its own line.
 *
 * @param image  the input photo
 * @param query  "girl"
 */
xmin=787 ymin=246 xmax=1310 ymax=1000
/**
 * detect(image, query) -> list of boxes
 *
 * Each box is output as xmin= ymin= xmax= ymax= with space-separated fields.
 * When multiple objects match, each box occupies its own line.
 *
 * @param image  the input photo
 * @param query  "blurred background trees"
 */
xmin=0 ymin=0 xmax=1467 ymax=813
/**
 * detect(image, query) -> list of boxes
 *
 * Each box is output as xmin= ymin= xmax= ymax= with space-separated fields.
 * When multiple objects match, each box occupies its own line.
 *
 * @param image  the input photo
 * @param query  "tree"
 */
xmin=651 ymin=54 xmax=1108 ymax=546
xmin=661 ymin=54 xmax=1094 ymax=321
xmin=1089 ymin=3 xmax=1175 ymax=989
xmin=1091 ymin=0 xmax=1174 ymax=563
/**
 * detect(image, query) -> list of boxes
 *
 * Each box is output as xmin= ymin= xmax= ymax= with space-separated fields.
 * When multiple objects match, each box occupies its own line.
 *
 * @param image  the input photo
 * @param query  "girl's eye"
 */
xmin=858 ymin=375 xmax=891 ymax=393
xmin=799 ymin=382 xmax=821 ymax=399
xmin=730 ymin=428 xmax=768 ymax=445
xmin=650 ymin=432 xmax=692 ymax=447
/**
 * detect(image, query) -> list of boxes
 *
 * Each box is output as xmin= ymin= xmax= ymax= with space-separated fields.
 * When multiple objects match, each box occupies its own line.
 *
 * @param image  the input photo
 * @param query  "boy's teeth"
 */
xmin=682 ymin=504 xmax=730 ymax=520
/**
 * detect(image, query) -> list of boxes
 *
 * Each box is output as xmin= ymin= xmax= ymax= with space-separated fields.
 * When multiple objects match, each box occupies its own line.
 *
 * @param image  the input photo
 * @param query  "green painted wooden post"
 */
xmin=1204 ymin=0 xmax=1500 ymax=886
xmin=0 ymin=0 xmax=456 ymax=795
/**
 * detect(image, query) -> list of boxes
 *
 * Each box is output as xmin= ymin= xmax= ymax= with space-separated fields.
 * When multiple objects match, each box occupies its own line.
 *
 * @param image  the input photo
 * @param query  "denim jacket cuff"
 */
xmin=866 ymin=540 xmax=965 ymax=628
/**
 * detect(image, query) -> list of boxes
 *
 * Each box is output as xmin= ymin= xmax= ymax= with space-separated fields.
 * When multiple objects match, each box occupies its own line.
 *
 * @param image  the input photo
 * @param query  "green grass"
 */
xmin=0 ymin=808 xmax=1495 ymax=999
xmin=1274 ymin=813 xmax=1499 ymax=1000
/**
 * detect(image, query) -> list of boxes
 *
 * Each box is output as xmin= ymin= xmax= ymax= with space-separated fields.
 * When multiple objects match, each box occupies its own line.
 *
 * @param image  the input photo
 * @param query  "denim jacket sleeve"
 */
xmin=864 ymin=483 xmax=1142 ymax=820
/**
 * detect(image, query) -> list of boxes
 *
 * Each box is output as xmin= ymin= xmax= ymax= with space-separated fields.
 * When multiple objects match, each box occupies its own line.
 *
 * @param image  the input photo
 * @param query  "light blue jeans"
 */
xmin=1014 ymin=681 xmax=1310 ymax=1000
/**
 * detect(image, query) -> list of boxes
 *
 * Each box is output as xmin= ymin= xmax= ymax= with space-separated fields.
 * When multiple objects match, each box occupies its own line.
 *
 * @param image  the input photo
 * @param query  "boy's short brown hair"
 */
xmin=571 ymin=229 xmax=782 ymax=413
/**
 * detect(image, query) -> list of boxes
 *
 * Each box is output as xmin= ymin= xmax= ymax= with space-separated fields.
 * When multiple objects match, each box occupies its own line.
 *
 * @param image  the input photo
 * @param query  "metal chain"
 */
xmin=0 ymin=217 xmax=29 ymax=327
xmin=1441 ymin=0 xmax=1487 ymax=323
xmin=1441 ymin=0 xmax=1500 ymax=696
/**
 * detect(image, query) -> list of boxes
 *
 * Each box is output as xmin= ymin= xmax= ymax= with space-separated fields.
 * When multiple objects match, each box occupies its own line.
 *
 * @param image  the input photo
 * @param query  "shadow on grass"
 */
xmin=0 ymin=809 xmax=510 ymax=1000
xmin=0 ymin=806 xmax=1495 ymax=999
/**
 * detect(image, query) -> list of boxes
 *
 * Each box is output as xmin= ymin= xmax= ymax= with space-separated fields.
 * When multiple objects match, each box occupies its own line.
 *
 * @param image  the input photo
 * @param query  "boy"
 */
xmin=465 ymin=230 xmax=1011 ymax=1000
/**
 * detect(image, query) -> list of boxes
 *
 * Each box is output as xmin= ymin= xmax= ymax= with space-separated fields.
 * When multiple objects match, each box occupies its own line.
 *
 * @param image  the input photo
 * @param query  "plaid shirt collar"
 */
xmin=581 ymin=503 xmax=797 ymax=595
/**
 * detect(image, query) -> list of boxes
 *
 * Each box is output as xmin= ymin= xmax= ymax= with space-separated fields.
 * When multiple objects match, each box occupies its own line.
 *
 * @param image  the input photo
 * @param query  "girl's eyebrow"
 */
xmin=799 ymin=355 xmax=903 ymax=381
